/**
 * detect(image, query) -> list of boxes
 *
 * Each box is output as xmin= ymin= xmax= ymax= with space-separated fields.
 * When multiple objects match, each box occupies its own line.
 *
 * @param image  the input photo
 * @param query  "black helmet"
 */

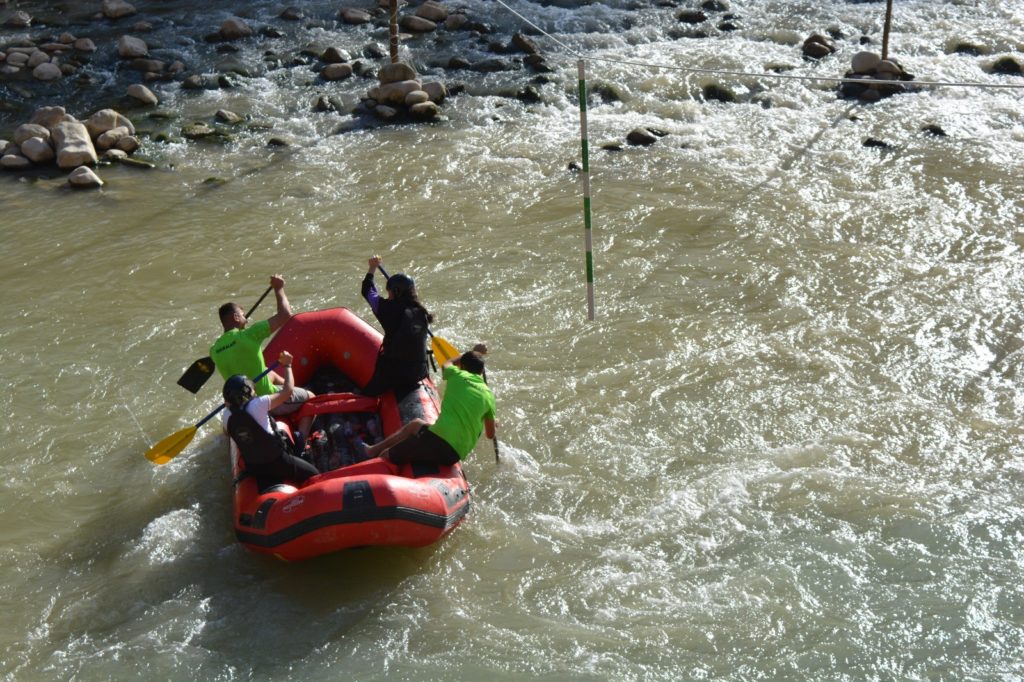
xmin=223 ymin=374 xmax=255 ymax=408
xmin=386 ymin=273 xmax=415 ymax=299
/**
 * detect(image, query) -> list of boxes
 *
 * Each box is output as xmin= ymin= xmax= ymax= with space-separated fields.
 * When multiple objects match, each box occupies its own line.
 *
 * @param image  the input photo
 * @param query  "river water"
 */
xmin=2 ymin=0 xmax=1024 ymax=679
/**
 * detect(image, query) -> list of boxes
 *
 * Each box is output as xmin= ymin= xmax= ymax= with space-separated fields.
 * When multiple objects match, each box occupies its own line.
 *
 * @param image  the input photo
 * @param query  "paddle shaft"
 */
xmin=197 ymin=403 xmax=227 ymax=428
xmin=177 ymin=285 xmax=275 ymax=393
xmin=150 ymin=362 xmax=280 ymax=464
xmin=378 ymin=265 xmax=499 ymax=462
xmin=243 ymin=285 xmax=274 ymax=320
xmin=192 ymin=361 xmax=279 ymax=429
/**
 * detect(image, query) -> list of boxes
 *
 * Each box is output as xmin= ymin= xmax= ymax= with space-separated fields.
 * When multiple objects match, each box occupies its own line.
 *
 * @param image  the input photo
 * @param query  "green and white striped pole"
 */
xmin=577 ymin=58 xmax=596 ymax=321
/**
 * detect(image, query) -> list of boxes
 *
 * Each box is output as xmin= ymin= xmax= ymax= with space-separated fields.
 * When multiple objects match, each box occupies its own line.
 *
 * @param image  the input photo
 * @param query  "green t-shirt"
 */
xmin=209 ymin=320 xmax=277 ymax=396
xmin=428 ymin=364 xmax=496 ymax=460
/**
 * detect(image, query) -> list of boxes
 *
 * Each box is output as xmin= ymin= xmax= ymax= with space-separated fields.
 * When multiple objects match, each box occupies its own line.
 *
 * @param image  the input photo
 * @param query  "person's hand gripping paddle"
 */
xmin=176 ymin=286 xmax=273 ymax=394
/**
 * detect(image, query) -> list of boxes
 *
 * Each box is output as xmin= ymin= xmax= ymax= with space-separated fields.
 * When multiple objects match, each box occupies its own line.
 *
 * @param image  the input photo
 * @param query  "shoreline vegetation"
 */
xmin=1 ymin=0 xmax=1021 ymax=188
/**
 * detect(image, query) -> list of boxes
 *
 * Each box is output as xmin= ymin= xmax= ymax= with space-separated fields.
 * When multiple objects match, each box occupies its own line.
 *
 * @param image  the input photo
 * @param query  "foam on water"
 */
xmin=132 ymin=504 xmax=203 ymax=565
xmin=3 ymin=0 xmax=1024 ymax=679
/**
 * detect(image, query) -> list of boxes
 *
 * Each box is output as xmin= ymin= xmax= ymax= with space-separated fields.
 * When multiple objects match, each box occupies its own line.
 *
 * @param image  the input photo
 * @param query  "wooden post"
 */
xmin=389 ymin=0 xmax=399 ymax=63
xmin=881 ymin=0 xmax=893 ymax=61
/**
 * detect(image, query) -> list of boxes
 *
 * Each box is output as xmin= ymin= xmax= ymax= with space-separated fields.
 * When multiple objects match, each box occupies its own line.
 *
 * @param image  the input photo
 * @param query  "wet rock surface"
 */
xmin=0 ymin=0 xmax=1005 ymax=178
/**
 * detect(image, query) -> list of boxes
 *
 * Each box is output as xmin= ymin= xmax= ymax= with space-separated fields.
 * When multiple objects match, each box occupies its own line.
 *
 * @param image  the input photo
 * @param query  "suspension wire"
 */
xmin=493 ymin=0 xmax=580 ymax=55
xmin=584 ymin=55 xmax=1024 ymax=90
xmin=492 ymin=0 xmax=1024 ymax=320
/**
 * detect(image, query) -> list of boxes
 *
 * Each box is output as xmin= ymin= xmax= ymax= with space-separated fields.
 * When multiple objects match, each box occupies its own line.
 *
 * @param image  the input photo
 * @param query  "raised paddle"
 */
xmin=176 ymin=285 xmax=273 ymax=394
xmin=378 ymin=265 xmax=501 ymax=464
xmin=428 ymin=331 xmax=458 ymax=367
xmin=148 ymin=363 xmax=278 ymax=465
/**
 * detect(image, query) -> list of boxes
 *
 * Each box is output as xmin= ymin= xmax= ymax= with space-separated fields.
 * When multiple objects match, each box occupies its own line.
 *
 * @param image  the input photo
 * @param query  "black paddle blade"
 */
xmin=177 ymin=356 xmax=216 ymax=394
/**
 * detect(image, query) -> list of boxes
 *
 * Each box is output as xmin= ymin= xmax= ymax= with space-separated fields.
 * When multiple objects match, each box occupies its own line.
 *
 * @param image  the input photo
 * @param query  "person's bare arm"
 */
xmin=267 ymin=351 xmax=295 ymax=411
xmin=267 ymin=275 xmax=293 ymax=332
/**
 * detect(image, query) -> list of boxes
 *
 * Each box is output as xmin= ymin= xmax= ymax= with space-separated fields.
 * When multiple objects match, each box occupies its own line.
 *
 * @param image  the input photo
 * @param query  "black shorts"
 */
xmin=388 ymin=425 xmax=459 ymax=466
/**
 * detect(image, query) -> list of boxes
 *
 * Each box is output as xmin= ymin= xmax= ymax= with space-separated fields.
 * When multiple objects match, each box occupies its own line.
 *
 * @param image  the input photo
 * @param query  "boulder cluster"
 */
xmin=348 ymin=0 xmax=548 ymax=122
xmin=796 ymin=33 xmax=920 ymax=103
xmin=1 ymin=106 xmax=144 ymax=188
xmin=838 ymin=51 xmax=915 ymax=102
xmin=0 ymin=0 xmax=159 ymax=86
xmin=395 ymin=0 xmax=451 ymax=34
xmin=0 ymin=0 xmax=556 ymax=133
xmin=0 ymin=29 xmax=97 ymax=84
xmin=359 ymin=61 xmax=448 ymax=122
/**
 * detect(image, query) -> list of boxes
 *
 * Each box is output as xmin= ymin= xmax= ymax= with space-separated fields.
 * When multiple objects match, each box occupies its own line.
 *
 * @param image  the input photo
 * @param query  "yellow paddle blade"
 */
xmin=145 ymin=426 xmax=199 ymax=465
xmin=431 ymin=335 xmax=460 ymax=367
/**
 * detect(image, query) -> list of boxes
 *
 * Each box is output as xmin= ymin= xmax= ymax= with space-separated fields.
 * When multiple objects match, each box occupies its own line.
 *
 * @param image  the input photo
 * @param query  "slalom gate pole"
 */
xmin=577 ymin=58 xmax=596 ymax=321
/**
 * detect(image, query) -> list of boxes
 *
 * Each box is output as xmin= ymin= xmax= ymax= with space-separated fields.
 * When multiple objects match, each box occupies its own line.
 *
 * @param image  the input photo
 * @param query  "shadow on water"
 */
xmin=185 ymin=544 xmax=442 ymax=674
xmin=36 ymin=439 xmax=449 ymax=676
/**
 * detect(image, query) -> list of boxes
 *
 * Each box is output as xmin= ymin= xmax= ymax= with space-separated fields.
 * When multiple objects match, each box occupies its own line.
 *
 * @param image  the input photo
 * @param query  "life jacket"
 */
xmin=381 ymin=303 xmax=428 ymax=364
xmin=226 ymin=402 xmax=288 ymax=468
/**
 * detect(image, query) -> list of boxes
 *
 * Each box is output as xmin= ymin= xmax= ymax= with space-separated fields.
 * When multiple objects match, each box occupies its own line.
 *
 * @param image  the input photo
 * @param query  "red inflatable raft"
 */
xmin=227 ymin=307 xmax=471 ymax=562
